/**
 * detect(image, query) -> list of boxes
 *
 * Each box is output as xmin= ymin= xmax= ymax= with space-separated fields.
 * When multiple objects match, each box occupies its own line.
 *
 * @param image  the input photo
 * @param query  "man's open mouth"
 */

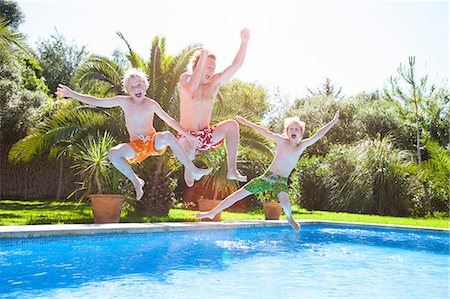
xmin=135 ymin=92 xmax=142 ymax=98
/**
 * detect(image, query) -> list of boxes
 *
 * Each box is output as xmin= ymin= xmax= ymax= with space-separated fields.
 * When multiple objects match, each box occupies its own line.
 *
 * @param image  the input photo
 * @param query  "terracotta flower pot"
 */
xmin=263 ymin=202 xmax=282 ymax=220
xmin=89 ymin=194 xmax=124 ymax=223
xmin=197 ymin=199 xmax=222 ymax=222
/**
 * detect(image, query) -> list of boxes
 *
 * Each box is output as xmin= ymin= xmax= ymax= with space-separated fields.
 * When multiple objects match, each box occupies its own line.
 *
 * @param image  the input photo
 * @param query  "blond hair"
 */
xmin=190 ymin=49 xmax=216 ymax=72
xmin=122 ymin=68 xmax=149 ymax=93
xmin=283 ymin=117 xmax=306 ymax=136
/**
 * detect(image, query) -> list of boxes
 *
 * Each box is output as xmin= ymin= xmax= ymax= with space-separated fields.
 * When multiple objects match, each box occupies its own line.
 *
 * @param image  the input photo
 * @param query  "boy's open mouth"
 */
xmin=291 ymin=134 xmax=297 ymax=139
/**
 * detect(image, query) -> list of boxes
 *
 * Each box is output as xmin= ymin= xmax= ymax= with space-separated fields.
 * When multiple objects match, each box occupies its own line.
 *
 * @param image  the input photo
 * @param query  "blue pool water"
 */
xmin=0 ymin=224 xmax=448 ymax=299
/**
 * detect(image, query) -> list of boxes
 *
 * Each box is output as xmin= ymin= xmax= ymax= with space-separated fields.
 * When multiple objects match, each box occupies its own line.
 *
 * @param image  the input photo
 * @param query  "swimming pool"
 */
xmin=0 ymin=223 xmax=448 ymax=299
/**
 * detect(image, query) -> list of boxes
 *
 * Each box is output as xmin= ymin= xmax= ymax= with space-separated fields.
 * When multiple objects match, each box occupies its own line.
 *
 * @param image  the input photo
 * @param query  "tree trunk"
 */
xmin=95 ymin=171 xmax=103 ymax=194
xmin=212 ymin=185 xmax=219 ymax=200
xmin=24 ymin=165 xmax=28 ymax=199
xmin=56 ymin=156 xmax=64 ymax=200
xmin=416 ymin=113 xmax=434 ymax=216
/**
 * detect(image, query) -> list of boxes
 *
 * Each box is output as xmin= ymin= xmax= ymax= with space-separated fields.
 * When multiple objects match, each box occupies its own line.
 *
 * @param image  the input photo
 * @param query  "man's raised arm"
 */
xmin=216 ymin=28 xmax=250 ymax=84
xmin=180 ymin=49 xmax=208 ymax=93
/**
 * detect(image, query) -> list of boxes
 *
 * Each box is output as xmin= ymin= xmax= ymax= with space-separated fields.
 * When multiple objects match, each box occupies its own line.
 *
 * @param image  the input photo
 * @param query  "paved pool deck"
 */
xmin=0 ymin=220 xmax=448 ymax=239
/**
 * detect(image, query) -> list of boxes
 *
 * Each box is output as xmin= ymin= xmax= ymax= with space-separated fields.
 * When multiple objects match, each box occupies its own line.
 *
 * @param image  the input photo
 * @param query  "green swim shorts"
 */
xmin=242 ymin=171 xmax=289 ymax=196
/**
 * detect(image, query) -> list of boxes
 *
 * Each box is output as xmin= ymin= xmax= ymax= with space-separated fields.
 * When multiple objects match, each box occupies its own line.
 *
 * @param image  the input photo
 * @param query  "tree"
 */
xmin=37 ymin=31 xmax=87 ymax=94
xmin=307 ymin=77 xmax=343 ymax=98
xmin=383 ymin=56 xmax=438 ymax=215
xmin=217 ymin=80 xmax=271 ymax=121
xmin=0 ymin=18 xmax=32 ymax=68
xmin=0 ymin=61 xmax=47 ymax=146
xmin=0 ymin=0 xmax=24 ymax=30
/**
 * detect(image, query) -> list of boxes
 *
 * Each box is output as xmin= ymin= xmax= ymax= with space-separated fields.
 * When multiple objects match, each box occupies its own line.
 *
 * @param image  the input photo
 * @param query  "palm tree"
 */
xmin=10 ymin=33 xmax=201 ymax=214
xmin=72 ymin=33 xmax=202 ymax=215
xmin=0 ymin=18 xmax=32 ymax=67
xmin=408 ymin=139 xmax=450 ymax=212
xmin=73 ymin=32 xmax=199 ymax=122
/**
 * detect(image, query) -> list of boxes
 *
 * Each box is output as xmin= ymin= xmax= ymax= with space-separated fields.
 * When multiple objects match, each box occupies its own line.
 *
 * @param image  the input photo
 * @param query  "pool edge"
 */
xmin=0 ymin=220 xmax=448 ymax=239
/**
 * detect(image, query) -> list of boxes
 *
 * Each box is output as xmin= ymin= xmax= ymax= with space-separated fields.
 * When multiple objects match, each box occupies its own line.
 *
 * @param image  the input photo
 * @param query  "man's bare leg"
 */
xmin=176 ymin=136 xmax=197 ymax=187
xmin=196 ymin=189 xmax=252 ymax=219
xmin=212 ymin=120 xmax=247 ymax=182
xmin=108 ymin=143 xmax=145 ymax=201
xmin=278 ymin=192 xmax=300 ymax=232
xmin=155 ymin=132 xmax=212 ymax=181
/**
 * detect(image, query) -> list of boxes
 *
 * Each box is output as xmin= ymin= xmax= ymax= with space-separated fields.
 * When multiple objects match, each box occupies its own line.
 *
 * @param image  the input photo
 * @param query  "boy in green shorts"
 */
xmin=196 ymin=112 xmax=340 ymax=231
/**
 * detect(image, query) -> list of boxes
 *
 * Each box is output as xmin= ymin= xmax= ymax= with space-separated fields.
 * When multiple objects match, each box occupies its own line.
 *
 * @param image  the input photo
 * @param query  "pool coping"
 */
xmin=0 ymin=220 xmax=448 ymax=239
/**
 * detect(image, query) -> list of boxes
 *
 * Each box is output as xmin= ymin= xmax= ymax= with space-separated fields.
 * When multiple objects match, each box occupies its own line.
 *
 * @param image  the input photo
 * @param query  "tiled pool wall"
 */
xmin=0 ymin=220 xmax=448 ymax=239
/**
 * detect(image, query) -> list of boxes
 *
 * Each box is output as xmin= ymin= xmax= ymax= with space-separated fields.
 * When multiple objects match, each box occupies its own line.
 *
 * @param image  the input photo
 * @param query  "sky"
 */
xmin=15 ymin=0 xmax=449 ymax=100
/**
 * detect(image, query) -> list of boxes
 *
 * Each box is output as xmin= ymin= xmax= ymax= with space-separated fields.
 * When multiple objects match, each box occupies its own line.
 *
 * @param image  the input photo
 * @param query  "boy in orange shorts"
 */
xmin=57 ymin=69 xmax=212 ymax=200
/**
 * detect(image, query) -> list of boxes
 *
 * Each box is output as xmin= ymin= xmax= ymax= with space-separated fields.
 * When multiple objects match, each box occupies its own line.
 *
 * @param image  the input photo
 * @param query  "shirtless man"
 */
xmin=177 ymin=28 xmax=250 ymax=187
xmin=196 ymin=112 xmax=340 ymax=232
xmin=56 ymin=68 xmax=211 ymax=200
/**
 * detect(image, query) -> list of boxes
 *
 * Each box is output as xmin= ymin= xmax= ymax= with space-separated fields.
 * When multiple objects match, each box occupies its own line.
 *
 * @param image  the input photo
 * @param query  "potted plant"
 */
xmin=196 ymin=195 xmax=223 ymax=222
xmin=183 ymin=147 xmax=245 ymax=217
xmin=191 ymin=147 xmax=242 ymax=221
xmin=258 ymin=191 xmax=283 ymax=220
xmin=70 ymin=131 xmax=129 ymax=223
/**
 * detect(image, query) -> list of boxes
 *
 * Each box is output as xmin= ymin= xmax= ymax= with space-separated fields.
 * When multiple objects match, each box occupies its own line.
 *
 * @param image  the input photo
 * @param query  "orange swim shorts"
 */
xmin=127 ymin=132 xmax=167 ymax=164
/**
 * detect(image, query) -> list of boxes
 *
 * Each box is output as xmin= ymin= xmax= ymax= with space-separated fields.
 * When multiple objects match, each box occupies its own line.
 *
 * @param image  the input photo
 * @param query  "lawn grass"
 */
xmin=0 ymin=199 xmax=448 ymax=228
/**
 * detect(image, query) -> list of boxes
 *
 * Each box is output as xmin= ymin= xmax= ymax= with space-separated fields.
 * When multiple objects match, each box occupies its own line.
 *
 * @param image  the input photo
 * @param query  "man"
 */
xmin=177 ymin=28 xmax=250 ymax=187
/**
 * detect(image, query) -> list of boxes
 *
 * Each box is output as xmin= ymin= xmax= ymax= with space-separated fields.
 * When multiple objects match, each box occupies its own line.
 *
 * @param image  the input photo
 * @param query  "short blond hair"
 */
xmin=284 ymin=117 xmax=306 ymax=136
xmin=122 ymin=68 xmax=149 ymax=93
xmin=190 ymin=49 xmax=216 ymax=72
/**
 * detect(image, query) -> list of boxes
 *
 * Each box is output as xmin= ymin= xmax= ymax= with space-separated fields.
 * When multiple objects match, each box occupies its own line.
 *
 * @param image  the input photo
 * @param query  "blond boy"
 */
xmin=177 ymin=28 xmax=250 ymax=187
xmin=196 ymin=112 xmax=340 ymax=231
xmin=56 ymin=69 xmax=211 ymax=201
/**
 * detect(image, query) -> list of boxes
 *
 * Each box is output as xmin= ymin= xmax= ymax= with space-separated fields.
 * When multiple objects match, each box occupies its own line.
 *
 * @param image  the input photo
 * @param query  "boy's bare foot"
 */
xmin=192 ymin=167 xmax=213 ymax=181
xmin=227 ymin=170 xmax=247 ymax=182
xmin=184 ymin=168 xmax=195 ymax=187
xmin=288 ymin=217 xmax=301 ymax=232
xmin=134 ymin=178 xmax=145 ymax=201
xmin=196 ymin=211 xmax=215 ymax=219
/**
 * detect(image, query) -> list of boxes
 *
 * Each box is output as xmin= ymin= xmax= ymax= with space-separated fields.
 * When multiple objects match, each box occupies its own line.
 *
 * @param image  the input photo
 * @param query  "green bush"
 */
xmin=292 ymin=137 xmax=416 ymax=217
xmin=292 ymin=155 xmax=331 ymax=210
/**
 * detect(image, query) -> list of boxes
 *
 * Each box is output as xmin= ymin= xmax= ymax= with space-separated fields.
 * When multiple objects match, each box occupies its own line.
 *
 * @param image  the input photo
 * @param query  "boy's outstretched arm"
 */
xmin=302 ymin=111 xmax=340 ymax=147
xmin=216 ymin=28 xmax=250 ymax=84
xmin=56 ymin=84 xmax=122 ymax=108
xmin=153 ymin=101 xmax=199 ymax=147
xmin=236 ymin=115 xmax=282 ymax=142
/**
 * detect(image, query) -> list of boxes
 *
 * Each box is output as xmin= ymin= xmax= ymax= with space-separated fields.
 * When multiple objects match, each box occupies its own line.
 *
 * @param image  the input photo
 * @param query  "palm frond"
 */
xmin=147 ymin=36 xmax=164 ymax=100
xmin=163 ymin=45 xmax=201 ymax=109
xmin=9 ymin=107 xmax=109 ymax=163
xmin=72 ymin=55 xmax=123 ymax=95
xmin=116 ymin=31 xmax=145 ymax=69
xmin=0 ymin=18 xmax=33 ymax=65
